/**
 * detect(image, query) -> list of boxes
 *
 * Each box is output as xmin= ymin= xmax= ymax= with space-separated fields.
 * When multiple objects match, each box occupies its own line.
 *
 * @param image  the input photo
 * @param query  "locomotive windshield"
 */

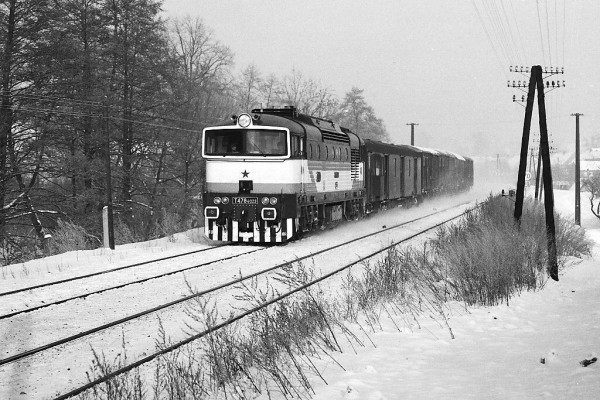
xmin=204 ymin=129 xmax=288 ymax=157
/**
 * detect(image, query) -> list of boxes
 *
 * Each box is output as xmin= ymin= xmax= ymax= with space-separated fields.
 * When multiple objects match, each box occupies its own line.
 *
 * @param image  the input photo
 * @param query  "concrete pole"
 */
xmin=572 ymin=113 xmax=583 ymax=225
xmin=406 ymin=123 xmax=418 ymax=146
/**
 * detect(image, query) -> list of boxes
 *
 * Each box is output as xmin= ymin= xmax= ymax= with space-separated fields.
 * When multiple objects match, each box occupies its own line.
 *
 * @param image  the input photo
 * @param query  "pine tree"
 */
xmin=335 ymin=87 xmax=388 ymax=141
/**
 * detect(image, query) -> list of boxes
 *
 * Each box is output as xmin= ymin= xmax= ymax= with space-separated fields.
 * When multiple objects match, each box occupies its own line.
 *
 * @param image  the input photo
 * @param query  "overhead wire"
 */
xmin=484 ymin=1 xmax=512 ymax=65
xmin=555 ymin=0 xmax=558 ymax=67
xmin=0 ymin=103 xmax=226 ymax=134
xmin=471 ymin=0 xmax=507 ymax=76
xmin=499 ymin=0 xmax=522 ymax=65
xmin=471 ymin=0 xmax=573 ymax=151
xmin=509 ymin=0 xmax=528 ymax=66
xmin=8 ymin=93 xmax=226 ymax=128
xmin=560 ymin=0 xmax=566 ymax=66
xmin=545 ymin=0 xmax=552 ymax=66
xmin=536 ymin=0 xmax=547 ymax=65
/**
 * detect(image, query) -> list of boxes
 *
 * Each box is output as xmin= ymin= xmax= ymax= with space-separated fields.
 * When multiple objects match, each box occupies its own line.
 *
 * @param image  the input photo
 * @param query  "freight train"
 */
xmin=202 ymin=106 xmax=473 ymax=243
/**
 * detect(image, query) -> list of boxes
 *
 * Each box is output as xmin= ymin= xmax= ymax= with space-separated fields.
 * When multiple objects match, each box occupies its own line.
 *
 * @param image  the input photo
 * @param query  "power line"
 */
xmin=545 ymin=0 xmax=552 ymax=65
xmin=499 ymin=0 xmax=522 ymax=65
xmin=537 ymin=0 xmax=547 ymax=64
xmin=10 ymin=93 xmax=225 ymax=126
xmin=472 ymin=1 xmax=506 ymax=75
xmin=0 ymin=104 xmax=225 ymax=133
xmin=509 ymin=0 xmax=528 ymax=65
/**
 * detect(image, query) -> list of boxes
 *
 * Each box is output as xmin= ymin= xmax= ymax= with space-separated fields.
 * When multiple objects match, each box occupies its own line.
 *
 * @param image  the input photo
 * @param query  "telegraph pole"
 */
xmin=572 ymin=113 xmax=583 ymax=225
xmin=406 ymin=122 xmax=418 ymax=146
xmin=510 ymin=65 xmax=563 ymax=281
xmin=103 ymin=102 xmax=115 ymax=250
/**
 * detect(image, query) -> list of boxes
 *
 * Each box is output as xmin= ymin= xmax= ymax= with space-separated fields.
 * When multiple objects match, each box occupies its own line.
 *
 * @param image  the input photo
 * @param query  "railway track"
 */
xmin=0 ymin=199 xmax=479 ymax=399
xmin=1 ymin=245 xmax=224 ymax=297
xmin=0 ymin=245 xmax=264 ymax=320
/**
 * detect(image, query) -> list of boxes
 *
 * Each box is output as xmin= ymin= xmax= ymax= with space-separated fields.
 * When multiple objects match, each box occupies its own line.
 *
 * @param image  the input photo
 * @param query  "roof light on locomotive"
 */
xmin=236 ymin=113 xmax=252 ymax=128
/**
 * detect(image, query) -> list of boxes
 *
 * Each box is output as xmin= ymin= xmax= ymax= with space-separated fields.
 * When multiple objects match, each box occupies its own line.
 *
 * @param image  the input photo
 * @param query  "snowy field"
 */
xmin=1 ymin=184 xmax=599 ymax=399
xmin=308 ymin=188 xmax=600 ymax=400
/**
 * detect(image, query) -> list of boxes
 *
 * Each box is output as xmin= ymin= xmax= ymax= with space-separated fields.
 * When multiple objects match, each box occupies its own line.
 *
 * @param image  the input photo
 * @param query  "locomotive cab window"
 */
xmin=204 ymin=129 xmax=288 ymax=157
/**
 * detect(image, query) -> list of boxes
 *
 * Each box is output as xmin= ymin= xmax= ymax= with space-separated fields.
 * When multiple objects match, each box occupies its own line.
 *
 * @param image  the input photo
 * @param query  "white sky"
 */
xmin=160 ymin=0 xmax=600 ymax=158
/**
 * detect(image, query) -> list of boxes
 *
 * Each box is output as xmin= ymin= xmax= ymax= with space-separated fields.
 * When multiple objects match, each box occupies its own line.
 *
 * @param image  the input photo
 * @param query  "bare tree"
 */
xmin=163 ymin=16 xmax=233 ymax=227
xmin=278 ymin=68 xmax=338 ymax=118
xmin=236 ymin=63 xmax=261 ymax=111
xmin=258 ymin=73 xmax=281 ymax=108
xmin=583 ymin=172 xmax=600 ymax=220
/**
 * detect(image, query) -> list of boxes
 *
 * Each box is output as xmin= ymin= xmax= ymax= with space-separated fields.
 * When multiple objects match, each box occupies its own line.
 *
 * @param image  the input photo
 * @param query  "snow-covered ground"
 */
xmin=1 ymin=182 xmax=598 ymax=399
xmin=308 ymin=187 xmax=600 ymax=400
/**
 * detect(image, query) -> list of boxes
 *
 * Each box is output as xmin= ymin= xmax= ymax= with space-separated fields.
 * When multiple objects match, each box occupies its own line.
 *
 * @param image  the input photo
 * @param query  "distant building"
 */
xmin=581 ymin=148 xmax=600 ymax=179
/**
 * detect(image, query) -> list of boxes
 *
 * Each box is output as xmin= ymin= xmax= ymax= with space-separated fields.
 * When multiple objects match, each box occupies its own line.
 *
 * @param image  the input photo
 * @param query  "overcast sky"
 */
xmin=160 ymin=0 xmax=599 ymax=158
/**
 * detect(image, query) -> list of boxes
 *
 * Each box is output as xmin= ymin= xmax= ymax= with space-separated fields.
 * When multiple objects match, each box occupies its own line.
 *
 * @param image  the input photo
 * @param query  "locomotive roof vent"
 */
xmin=251 ymin=106 xmax=298 ymax=118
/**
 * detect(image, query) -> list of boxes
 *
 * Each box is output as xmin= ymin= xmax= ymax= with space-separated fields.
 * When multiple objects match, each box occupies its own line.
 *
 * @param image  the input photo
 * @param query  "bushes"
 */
xmin=430 ymin=194 xmax=590 ymax=306
xmin=46 ymin=219 xmax=99 ymax=255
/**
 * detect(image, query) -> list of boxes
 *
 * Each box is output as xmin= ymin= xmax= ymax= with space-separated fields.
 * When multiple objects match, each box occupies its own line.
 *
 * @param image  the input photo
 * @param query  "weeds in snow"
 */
xmin=430 ymin=194 xmax=591 ymax=306
xmin=77 ymin=333 xmax=145 ymax=400
xmin=77 ymin=194 xmax=591 ymax=399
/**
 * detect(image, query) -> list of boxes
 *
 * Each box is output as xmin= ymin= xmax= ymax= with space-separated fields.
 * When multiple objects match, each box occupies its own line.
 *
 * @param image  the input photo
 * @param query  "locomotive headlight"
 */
xmin=221 ymin=197 xmax=230 ymax=204
xmin=205 ymin=207 xmax=219 ymax=219
xmin=213 ymin=197 xmax=222 ymax=205
xmin=269 ymin=197 xmax=278 ymax=205
xmin=237 ymin=113 xmax=252 ymax=128
xmin=261 ymin=197 xmax=270 ymax=205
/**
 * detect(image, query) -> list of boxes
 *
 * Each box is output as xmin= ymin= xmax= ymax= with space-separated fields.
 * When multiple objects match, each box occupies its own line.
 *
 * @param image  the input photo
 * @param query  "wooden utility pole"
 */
xmin=514 ymin=65 xmax=558 ymax=281
xmin=572 ymin=113 xmax=583 ymax=225
xmin=535 ymin=145 xmax=542 ymax=200
xmin=104 ymin=104 xmax=115 ymax=250
xmin=406 ymin=122 xmax=418 ymax=146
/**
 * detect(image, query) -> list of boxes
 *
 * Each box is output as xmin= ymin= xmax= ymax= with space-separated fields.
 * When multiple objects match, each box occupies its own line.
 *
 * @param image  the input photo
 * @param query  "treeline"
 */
xmin=0 ymin=0 xmax=387 ymax=265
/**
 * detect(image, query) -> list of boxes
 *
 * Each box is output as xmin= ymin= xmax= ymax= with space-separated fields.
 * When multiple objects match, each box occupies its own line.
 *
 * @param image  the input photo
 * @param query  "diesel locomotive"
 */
xmin=202 ymin=107 xmax=473 ymax=243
